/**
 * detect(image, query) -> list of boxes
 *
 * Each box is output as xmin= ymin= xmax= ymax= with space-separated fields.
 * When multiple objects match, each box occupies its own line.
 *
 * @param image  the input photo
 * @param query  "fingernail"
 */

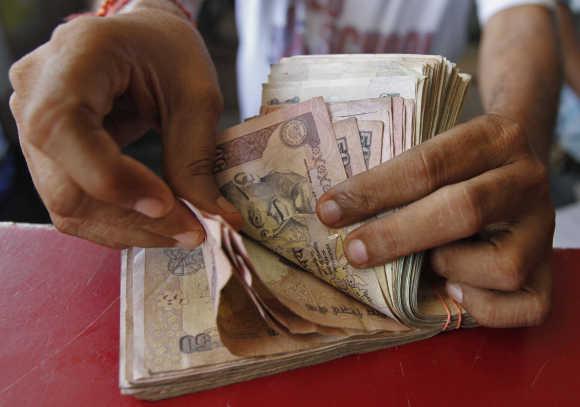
xmin=217 ymin=196 xmax=239 ymax=214
xmin=346 ymin=239 xmax=368 ymax=265
xmin=134 ymin=198 xmax=167 ymax=218
xmin=173 ymin=230 xmax=205 ymax=250
xmin=318 ymin=200 xmax=342 ymax=225
xmin=446 ymin=282 xmax=464 ymax=304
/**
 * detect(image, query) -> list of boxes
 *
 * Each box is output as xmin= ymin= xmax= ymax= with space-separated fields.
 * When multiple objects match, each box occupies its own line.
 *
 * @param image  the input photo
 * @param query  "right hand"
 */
xmin=9 ymin=5 xmax=242 ymax=249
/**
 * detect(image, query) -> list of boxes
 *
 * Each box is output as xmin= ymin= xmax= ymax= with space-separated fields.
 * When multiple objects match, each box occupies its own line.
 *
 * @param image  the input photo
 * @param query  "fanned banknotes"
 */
xmin=120 ymin=54 xmax=472 ymax=400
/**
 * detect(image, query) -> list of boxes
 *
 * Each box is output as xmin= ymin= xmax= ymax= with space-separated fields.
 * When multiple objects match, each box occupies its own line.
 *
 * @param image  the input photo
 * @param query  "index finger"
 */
xmin=17 ymin=38 xmax=175 ymax=218
xmin=317 ymin=114 xmax=525 ymax=228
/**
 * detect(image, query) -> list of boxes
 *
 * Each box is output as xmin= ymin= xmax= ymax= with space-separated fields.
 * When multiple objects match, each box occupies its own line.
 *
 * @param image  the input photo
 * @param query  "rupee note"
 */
xmin=332 ymin=118 xmax=367 ymax=177
xmin=326 ymin=98 xmax=393 ymax=169
xmin=214 ymin=98 xmax=394 ymax=316
xmin=357 ymin=120 xmax=384 ymax=169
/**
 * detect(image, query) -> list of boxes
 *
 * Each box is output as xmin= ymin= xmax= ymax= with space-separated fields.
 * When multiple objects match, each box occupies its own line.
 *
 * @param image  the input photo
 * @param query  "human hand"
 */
xmin=9 ymin=5 xmax=241 ymax=249
xmin=317 ymin=114 xmax=553 ymax=327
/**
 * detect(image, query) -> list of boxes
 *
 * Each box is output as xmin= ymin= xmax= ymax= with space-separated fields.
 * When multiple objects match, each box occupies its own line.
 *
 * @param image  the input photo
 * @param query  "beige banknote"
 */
xmin=357 ymin=120 xmax=384 ymax=169
xmin=244 ymin=238 xmax=405 ymax=333
xmin=262 ymin=76 xmax=417 ymax=107
xmin=259 ymin=104 xmax=367 ymax=178
xmin=214 ymin=98 xmax=395 ymax=316
xmin=332 ymin=118 xmax=367 ymax=178
xmin=121 ymin=245 xmax=438 ymax=399
xmin=327 ymin=98 xmax=392 ymax=167
xmin=131 ymin=234 xmax=406 ymax=365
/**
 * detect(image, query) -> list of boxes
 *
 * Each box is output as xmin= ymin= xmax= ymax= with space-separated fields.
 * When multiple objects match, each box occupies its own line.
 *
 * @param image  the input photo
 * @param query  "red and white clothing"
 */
xmin=235 ymin=0 xmax=555 ymax=118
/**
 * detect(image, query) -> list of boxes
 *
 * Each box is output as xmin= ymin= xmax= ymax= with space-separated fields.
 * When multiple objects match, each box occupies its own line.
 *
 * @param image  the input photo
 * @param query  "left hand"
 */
xmin=317 ymin=114 xmax=554 ymax=328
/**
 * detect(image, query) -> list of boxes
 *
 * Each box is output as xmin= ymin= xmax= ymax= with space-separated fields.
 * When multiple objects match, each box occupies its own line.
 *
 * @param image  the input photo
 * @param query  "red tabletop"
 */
xmin=1 ymin=223 xmax=579 ymax=407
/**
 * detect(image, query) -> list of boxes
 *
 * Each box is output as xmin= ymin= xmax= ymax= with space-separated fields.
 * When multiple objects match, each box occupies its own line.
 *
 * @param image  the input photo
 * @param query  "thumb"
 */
xmin=163 ymin=111 xmax=243 ymax=230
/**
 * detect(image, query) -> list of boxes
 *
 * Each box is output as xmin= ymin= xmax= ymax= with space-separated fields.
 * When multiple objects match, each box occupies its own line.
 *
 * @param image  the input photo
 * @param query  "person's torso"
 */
xmin=266 ymin=0 xmax=472 ymax=61
xmin=235 ymin=0 xmax=473 ymax=118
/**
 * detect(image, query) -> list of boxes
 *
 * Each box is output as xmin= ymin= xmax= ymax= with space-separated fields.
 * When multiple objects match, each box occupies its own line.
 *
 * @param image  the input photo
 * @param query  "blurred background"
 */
xmin=0 ymin=0 xmax=578 ymax=245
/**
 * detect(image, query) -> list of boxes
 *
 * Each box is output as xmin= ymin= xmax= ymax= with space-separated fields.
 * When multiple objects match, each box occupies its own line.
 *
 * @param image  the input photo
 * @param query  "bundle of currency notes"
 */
xmin=120 ymin=54 xmax=472 ymax=400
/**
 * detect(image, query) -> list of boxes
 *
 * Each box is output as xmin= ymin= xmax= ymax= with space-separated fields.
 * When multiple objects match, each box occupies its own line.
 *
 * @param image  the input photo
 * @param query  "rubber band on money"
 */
xmin=435 ymin=289 xmax=452 ymax=331
xmin=96 ymin=0 xmax=127 ymax=16
xmin=451 ymin=299 xmax=463 ymax=329
xmin=96 ymin=0 xmax=192 ymax=20
xmin=66 ymin=0 xmax=129 ymax=21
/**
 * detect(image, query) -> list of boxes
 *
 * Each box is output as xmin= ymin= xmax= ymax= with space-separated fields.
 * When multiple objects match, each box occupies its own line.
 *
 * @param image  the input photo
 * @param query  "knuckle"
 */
xmin=186 ymin=157 xmax=214 ymax=177
xmin=51 ymin=213 xmax=126 ymax=249
xmin=9 ymin=93 xmax=19 ymax=117
xmin=8 ymin=59 xmax=27 ymax=89
xmin=527 ymin=305 xmax=548 ymax=327
xmin=43 ymin=182 xmax=87 ymax=218
xmin=529 ymin=295 xmax=551 ymax=326
xmin=26 ymin=105 xmax=92 ymax=153
xmin=474 ymin=302 xmax=500 ymax=327
xmin=496 ymin=253 xmax=526 ymax=291
xmin=23 ymin=104 xmax=70 ymax=150
xmin=52 ymin=16 xmax=109 ymax=43
xmin=51 ymin=18 xmax=120 ymax=61
xmin=8 ymin=52 xmax=40 ymax=91
xmin=90 ymin=170 xmax=123 ymax=199
xmin=487 ymin=114 xmax=527 ymax=152
xmin=503 ymin=123 xmax=525 ymax=149
xmin=335 ymin=186 xmax=381 ymax=214
xmin=22 ymin=106 xmax=54 ymax=148
xmin=51 ymin=215 xmax=79 ymax=236
xmin=50 ymin=22 xmax=70 ymax=42
xmin=415 ymin=147 xmax=443 ymax=192
xmin=515 ymin=158 xmax=552 ymax=211
xmin=445 ymin=184 xmax=483 ymax=235
xmin=430 ymin=248 xmax=450 ymax=277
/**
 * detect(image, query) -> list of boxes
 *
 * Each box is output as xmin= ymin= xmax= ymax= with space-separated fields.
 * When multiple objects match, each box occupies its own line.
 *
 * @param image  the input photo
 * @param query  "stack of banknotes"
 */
xmin=120 ymin=54 xmax=472 ymax=400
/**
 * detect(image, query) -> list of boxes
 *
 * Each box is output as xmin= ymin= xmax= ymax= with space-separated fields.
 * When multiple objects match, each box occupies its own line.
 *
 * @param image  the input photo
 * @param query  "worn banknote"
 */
xmin=213 ymin=97 xmax=394 ymax=316
xmin=332 ymin=118 xmax=367 ymax=177
xmin=356 ymin=120 xmax=383 ymax=169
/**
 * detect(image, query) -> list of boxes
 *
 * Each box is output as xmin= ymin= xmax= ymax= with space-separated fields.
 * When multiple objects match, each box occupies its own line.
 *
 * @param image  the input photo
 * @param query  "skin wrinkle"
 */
xmin=19 ymin=143 xmax=86 ymax=218
xmin=417 ymin=146 xmax=438 ymax=194
xmin=185 ymin=157 xmax=215 ymax=177
xmin=455 ymin=183 xmax=482 ymax=237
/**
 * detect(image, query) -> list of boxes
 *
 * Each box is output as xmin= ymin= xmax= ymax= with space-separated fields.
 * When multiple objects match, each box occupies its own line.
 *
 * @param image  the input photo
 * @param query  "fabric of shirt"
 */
xmin=235 ymin=0 xmax=555 ymax=119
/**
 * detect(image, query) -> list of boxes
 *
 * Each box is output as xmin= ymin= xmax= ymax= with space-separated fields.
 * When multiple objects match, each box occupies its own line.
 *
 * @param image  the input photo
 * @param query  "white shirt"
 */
xmin=235 ymin=0 xmax=555 ymax=119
